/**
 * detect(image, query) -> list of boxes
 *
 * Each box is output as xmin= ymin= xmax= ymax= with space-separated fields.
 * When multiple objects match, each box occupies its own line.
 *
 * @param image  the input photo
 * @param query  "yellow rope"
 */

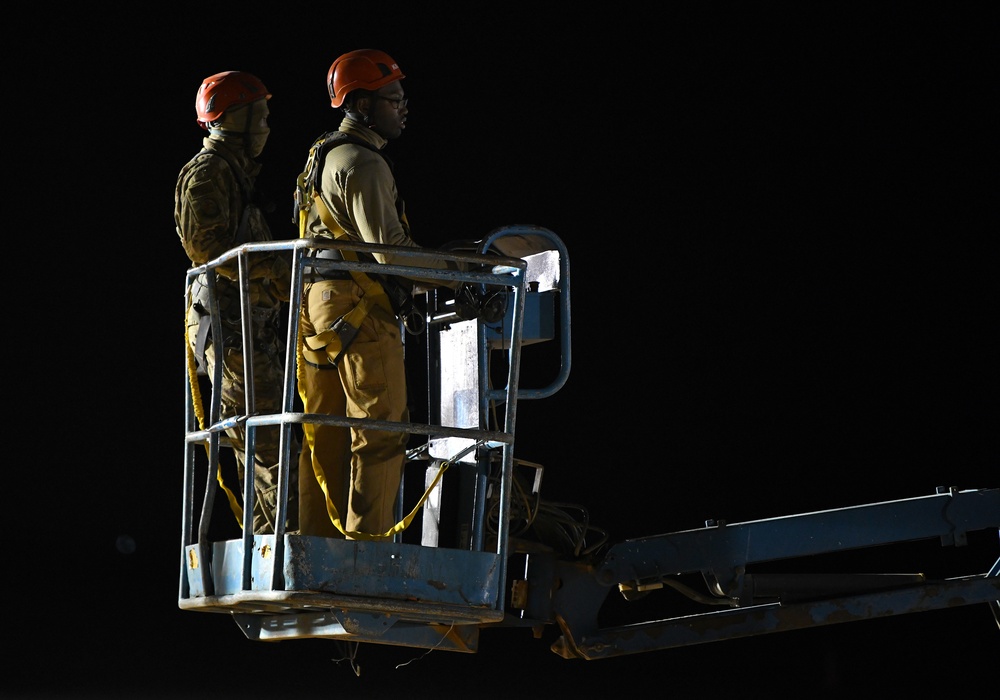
xmin=185 ymin=297 xmax=244 ymax=527
xmin=186 ymin=282 xmax=452 ymax=540
xmin=291 ymin=161 xmax=452 ymax=541
xmin=295 ymin=279 xmax=449 ymax=542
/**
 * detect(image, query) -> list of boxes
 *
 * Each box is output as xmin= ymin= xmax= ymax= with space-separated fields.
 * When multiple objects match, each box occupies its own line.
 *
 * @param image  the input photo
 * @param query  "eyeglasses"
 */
xmin=373 ymin=94 xmax=408 ymax=110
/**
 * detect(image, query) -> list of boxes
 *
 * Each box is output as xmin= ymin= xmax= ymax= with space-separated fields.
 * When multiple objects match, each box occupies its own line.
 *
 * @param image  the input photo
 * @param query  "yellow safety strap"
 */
xmin=301 ymin=273 xmax=388 ymax=359
xmin=294 ymin=262 xmax=447 ymax=541
xmin=184 ymin=299 xmax=245 ymax=528
xmin=296 ymin=169 xmax=446 ymax=540
xmin=298 ymin=193 xmax=397 ymax=365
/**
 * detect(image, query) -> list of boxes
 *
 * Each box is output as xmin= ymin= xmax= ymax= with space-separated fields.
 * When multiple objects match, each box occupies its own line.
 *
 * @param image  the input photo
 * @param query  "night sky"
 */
xmin=17 ymin=5 xmax=995 ymax=698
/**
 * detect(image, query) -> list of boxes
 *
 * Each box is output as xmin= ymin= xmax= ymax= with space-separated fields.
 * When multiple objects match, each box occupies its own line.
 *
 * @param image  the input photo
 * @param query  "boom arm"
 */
xmin=522 ymin=486 xmax=1000 ymax=659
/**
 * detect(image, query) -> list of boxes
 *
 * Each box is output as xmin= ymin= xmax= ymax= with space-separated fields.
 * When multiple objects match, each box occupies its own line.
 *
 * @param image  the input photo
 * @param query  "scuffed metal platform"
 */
xmin=180 ymin=535 xmax=506 ymax=650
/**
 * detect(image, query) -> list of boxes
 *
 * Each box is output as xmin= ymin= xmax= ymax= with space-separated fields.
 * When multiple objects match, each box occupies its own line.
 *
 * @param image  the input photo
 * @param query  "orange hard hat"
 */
xmin=195 ymin=71 xmax=270 ymax=129
xmin=327 ymin=49 xmax=404 ymax=108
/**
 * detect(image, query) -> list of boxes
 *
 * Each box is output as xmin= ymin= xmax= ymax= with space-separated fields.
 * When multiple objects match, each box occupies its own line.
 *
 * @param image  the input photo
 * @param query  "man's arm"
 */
xmin=345 ymin=157 xmax=465 ymax=288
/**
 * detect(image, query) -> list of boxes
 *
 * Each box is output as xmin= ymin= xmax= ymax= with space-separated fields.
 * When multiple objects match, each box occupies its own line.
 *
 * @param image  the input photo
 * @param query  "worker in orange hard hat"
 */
xmin=293 ymin=50 xmax=468 ymax=540
xmin=194 ymin=70 xmax=272 ymax=155
xmin=176 ymin=70 xmax=297 ymax=535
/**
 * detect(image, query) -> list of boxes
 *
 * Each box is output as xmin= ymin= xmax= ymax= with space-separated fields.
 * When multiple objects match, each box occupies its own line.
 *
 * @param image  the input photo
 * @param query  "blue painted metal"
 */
xmin=180 ymin=227 xmax=552 ymax=648
xmin=598 ymin=487 xmax=1000 ymax=589
xmin=183 ymin=536 xmax=502 ymax=607
xmin=180 ymin=228 xmax=999 ymax=659
xmin=550 ymin=573 xmax=1000 ymax=660
xmin=541 ymin=487 xmax=1000 ymax=659
xmin=480 ymin=225 xmax=571 ymax=402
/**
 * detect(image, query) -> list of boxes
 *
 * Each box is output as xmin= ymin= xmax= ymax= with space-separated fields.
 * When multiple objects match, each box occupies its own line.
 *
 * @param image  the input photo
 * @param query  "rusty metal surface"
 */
xmin=552 ymin=574 xmax=1000 ymax=660
xmin=184 ymin=535 xmax=502 ymax=608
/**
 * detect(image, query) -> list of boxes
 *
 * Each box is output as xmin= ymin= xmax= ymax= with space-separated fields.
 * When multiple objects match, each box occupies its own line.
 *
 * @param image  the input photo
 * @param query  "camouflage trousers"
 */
xmin=188 ymin=306 xmax=298 ymax=534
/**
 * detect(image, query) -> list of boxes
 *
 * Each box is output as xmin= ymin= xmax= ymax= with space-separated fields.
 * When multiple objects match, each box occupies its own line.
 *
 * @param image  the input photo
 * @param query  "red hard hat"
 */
xmin=195 ymin=71 xmax=271 ymax=129
xmin=327 ymin=49 xmax=405 ymax=108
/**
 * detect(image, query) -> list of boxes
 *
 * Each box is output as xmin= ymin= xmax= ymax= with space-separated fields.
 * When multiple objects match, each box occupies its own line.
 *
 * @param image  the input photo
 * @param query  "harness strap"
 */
xmin=194 ymin=317 xmax=212 ymax=376
xmin=294 ymin=130 xmax=439 ymax=541
xmin=299 ymin=188 xmax=396 ymax=366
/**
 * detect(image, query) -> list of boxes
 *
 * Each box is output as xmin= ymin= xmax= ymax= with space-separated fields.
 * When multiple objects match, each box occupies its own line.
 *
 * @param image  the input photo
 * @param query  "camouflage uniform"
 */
xmin=175 ymin=136 xmax=297 ymax=534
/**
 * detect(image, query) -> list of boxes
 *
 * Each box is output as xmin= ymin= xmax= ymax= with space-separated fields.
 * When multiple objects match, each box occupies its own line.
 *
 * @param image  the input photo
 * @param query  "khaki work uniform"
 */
xmin=297 ymin=118 xmax=462 ymax=539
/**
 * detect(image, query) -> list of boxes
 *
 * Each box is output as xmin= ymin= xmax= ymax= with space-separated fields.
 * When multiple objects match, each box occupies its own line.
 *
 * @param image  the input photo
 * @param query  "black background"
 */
xmin=15 ymin=4 xmax=995 ymax=698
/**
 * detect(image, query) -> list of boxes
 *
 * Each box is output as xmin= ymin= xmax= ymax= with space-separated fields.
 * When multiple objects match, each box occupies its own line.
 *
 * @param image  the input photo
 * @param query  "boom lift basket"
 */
xmin=178 ymin=225 xmax=571 ymax=653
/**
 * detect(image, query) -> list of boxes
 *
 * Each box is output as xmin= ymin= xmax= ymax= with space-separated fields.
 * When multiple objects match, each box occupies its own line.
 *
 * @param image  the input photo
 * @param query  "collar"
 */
xmin=202 ymin=136 xmax=261 ymax=177
xmin=339 ymin=116 xmax=388 ymax=151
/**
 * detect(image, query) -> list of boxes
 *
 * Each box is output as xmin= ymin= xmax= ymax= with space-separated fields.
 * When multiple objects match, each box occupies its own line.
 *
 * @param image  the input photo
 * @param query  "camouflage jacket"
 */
xmin=175 ymin=137 xmax=289 ymax=309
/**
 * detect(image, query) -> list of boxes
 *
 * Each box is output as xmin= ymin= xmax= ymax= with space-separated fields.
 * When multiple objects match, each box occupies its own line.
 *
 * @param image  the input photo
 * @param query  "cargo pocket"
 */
xmin=346 ymin=339 xmax=388 ymax=393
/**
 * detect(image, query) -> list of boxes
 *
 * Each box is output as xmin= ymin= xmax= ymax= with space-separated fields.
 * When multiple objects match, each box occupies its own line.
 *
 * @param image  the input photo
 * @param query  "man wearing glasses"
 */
xmin=293 ymin=49 xmax=466 ymax=540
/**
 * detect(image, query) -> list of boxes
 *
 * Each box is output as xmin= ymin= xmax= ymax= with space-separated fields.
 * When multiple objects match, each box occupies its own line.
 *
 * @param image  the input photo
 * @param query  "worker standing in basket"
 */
xmin=294 ymin=49 xmax=468 ymax=540
xmin=176 ymin=70 xmax=297 ymax=534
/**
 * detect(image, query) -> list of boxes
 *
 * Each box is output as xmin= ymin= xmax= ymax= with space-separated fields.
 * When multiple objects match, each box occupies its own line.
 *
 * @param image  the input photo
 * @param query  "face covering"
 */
xmin=244 ymin=98 xmax=270 ymax=157
xmin=211 ymin=98 xmax=270 ymax=158
xmin=246 ymin=131 xmax=269 ymax=158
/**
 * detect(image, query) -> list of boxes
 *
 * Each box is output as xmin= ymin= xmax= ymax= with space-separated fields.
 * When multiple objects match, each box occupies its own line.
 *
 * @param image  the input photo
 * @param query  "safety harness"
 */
xmin=293 ymin=131 xmax=420 ymax=366
xmin=292 ymin=130 xmax=444 ymax=541
xmin=179 ymin=143 xmax=280 ymax=375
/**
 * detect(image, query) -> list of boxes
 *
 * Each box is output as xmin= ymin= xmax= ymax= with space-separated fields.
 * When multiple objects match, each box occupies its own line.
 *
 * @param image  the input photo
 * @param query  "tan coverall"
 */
xmin=297 ymin=117 xmax=462 ymax=538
